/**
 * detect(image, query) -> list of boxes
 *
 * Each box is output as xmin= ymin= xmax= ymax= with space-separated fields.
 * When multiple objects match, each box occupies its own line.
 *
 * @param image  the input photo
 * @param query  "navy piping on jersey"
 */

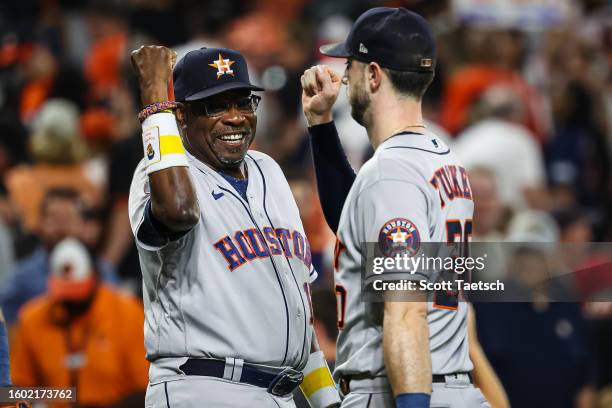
xmin=384 ymin=145 xmax=450 ymax=155
xmin=216 ymin=183 xmax=291 ymax=366
xmin=164 ymin=381 xmax=171 ymax=408
xmin=195 ymin=165 xmax=291 ymax=366
xmin=366 ymin=394 xmax=372 ymax=407
xmin=383 ymin=131 xmax=451 ymax=155
xmin=248 ymin=154 xmax=309 ymax=365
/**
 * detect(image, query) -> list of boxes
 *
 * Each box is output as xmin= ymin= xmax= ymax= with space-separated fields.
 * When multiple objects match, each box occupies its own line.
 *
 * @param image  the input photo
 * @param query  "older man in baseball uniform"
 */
xmin=301 ymin=8 xmax=491 ymax=408
xmin=128 ymin=46 xmax=340 ymax=408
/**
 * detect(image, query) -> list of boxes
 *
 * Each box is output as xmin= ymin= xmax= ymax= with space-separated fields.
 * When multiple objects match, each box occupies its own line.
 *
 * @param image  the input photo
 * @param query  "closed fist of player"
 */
xmin=301 ymin=65 xmax=342 ymax=126
xmin=130 ymin=45 xmax=176 ymax=89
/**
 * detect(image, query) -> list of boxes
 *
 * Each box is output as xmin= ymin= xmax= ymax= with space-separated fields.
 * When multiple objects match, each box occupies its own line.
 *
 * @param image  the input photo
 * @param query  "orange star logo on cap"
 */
xmin=208 ymin=53 xmax=235 ymax=78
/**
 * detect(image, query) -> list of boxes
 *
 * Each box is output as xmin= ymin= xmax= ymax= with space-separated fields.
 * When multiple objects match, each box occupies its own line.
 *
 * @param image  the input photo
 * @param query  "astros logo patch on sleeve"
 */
xmin=378 ymin=218 xmax=421 ymax=257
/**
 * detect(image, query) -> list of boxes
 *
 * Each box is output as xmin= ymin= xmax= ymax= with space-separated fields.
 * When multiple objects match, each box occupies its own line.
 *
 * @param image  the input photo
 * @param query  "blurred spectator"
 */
xmin=475 ymin=223 xmax=595 ymax=407
xmin=258 ymin=22 xmax=316 ymax=170
xmin=551 ymin=207 xmax=598 ymax=299
xmin=172 ymin=0 xmax=245 ymax=60
xmin=0 ymin=308 xmax=9 ymax=387
xmin=84 ymin=2 xmax=128 ymax=101
xmin=506 ymin=210 xmax=559 ymax=243
xmin=553 ymin=206 xmax=594 ymax=244
xmin=0 ymin=188 xmax=117 ymax=325
xmin=469 ymin=166 xmax=508 ymax=241
xmin=225 ymin=11 xmax=287 ymax=150
xmin=10 ymin=238 xmax=147 ymax=407
xmin=100 ymin=65 xmax=144 ymax=290
xmin=18 ymin=43 xmax=58 ymax=124
xmin=5 ymin=99 xmax=104 ymax=233
xmin=473 ymin=293 xmax=595 ymax=408
xmin=439 ymin=28 xmax=548 ymax=140
xmin=469 ymin=166 xmax=508 ymax=280
xmin=226 ymin=12 xmax=286 ymax=75
xmin=452 ymin=86 xmax=548 ymax=210
xmin=546 ymin=81 xmax=610 ymax=215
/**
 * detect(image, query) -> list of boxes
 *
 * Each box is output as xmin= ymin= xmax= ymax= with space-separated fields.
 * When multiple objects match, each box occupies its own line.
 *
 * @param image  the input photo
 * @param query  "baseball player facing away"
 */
xmin=301 ymin=8 xmax=490 ymax=408
xmin=128 ymin=46 xmax=340 ymax=408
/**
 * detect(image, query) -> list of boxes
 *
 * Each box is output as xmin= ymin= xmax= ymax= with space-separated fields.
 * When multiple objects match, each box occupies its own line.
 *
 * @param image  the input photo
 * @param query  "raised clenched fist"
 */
xmin=130 ymin=45 xmax=177 ymax=106
xmin=301 ymin=65 xmax=342 ymax=126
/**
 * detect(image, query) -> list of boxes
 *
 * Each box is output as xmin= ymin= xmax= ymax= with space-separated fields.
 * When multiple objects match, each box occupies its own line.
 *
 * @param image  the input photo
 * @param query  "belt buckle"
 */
xmin=267 ymin=367 xmax=304 ymax=396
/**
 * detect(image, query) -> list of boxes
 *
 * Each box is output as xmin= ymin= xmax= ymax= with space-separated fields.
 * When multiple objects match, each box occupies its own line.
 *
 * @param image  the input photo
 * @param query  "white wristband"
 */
xmin=300 ymin=351 xmax=340 ymax=408
xmin=141 ymin=112 xmax=189 ymax=175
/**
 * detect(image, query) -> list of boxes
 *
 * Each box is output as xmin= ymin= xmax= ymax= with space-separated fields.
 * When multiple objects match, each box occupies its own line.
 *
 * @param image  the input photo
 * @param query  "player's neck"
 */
xmin=367 ymin=97 xmax=424 ymax=150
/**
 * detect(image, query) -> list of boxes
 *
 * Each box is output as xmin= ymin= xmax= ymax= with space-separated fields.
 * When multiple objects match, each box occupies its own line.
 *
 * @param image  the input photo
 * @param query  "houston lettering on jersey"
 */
xmin=214 ymin=226 xmax=312 ymax=271
xmin=429 ymin=165 xmax=473 ymax=208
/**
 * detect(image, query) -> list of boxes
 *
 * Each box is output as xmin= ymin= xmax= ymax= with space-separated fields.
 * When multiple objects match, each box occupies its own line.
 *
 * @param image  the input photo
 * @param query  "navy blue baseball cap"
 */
xmin=173 ymin=47 xmax=264 ymax=102
xmin=320 ymin=7 xmax=436 ymax=72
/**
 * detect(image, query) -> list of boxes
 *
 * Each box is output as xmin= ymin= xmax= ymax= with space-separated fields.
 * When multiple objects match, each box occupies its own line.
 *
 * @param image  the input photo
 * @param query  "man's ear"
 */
xmin=368 ymin=62 xmax=383 ymax=93
xmin=175 ymin=103 xmax=187 ymax=130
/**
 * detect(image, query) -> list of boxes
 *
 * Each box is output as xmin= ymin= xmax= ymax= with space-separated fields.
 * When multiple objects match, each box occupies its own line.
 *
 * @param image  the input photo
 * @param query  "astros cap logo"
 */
xmin=208 ymin=53 xmax=235 ymax=78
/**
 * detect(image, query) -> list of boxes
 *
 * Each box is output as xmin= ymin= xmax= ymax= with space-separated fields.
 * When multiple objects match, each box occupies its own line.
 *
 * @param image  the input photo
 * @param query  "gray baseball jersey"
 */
xmin=129 ymin=150 xmax=316 ymax=383
xmin=333 ymin=131 xmax=474 ymax=381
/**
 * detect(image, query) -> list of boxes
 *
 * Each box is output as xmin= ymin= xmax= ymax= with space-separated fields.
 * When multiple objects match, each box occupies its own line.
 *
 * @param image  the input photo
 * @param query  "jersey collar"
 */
xmin=376 ymin=130 xmax=450 ymax=155
xmin=185 ymin=151 xmax=260 ymax=203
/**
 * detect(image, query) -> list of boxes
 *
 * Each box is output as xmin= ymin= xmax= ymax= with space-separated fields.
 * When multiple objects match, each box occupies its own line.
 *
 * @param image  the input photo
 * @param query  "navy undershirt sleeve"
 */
xmin=308 ymin=121 xmax=356 ymax=233
xmin=137 ymin=200 xmax=191 ymax=247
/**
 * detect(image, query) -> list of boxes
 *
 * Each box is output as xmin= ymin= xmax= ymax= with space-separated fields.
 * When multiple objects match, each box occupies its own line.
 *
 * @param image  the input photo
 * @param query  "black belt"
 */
xmin=179 ymin=358 xmax=304 ymax=396
xmin=432 ymin=372 xmax=473 ymax=383
xmin=339 ymin=372 xmax=472 ymax=395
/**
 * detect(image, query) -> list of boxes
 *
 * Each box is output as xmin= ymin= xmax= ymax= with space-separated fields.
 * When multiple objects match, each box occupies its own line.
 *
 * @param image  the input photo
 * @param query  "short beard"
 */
xmin=218 ymin=156 xmax=244 ymax=167
xmin=349 ymin=84 xmax=370 ymax=126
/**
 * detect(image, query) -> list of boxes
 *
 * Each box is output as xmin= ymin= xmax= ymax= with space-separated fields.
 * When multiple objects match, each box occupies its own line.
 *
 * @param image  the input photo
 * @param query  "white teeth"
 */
xmin=219 ymin=133 xmax=244 ymax=141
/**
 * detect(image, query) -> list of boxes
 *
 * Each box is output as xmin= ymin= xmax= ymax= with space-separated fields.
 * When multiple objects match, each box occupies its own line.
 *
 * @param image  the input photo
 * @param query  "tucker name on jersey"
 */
xmin=429 ymin=164 xmax=472 ymax=208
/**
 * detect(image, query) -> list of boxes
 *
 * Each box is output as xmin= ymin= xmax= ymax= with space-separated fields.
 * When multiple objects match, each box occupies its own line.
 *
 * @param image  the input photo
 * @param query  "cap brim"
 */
xmin=319 ymin=42 xmax=351 ymax=58
xmin=185 ymin=82 xmax=265 ymax=101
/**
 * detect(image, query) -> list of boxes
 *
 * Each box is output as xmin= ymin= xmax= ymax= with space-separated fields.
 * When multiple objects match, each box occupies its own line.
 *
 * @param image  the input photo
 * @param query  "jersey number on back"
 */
xmin=433 ymin=219 xmax=472 ymax=310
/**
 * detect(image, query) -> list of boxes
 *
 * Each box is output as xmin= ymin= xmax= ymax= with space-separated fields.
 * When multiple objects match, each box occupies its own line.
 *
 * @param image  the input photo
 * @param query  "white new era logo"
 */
xmin=359 ymin=43 xmax=368 ymax=54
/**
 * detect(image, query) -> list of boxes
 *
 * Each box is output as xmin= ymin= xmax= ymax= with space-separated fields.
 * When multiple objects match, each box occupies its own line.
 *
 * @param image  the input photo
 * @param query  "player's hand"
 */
xmin=301 ymin=65 xmax=342 ymax=126
xmin=130 ymin=45 xmax=177 ymax=106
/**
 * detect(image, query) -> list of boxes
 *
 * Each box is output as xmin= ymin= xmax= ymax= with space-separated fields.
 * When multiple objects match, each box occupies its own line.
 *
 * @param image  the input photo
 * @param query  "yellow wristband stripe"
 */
xmin=300 ymin=367 xmax=335 ymax=398
xmin=160 ymin=135 xmax=186 ymax=156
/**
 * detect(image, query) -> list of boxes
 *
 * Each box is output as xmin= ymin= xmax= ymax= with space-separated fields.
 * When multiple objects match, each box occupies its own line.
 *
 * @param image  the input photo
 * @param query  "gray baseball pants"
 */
xmin=145 ymin=376 xmax=297 ymax=408
xmin=340 ymin=374 xmax=491 ymax=408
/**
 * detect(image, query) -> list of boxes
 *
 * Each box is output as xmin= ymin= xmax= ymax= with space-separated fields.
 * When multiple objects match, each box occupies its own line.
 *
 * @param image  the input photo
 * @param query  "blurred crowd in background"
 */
xmin=0 ymin=0 xmax=611 ymax=406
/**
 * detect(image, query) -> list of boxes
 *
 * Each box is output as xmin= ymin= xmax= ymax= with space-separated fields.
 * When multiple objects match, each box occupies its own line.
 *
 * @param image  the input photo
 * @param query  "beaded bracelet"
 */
xmin=138 ymin=101 xmax=177 ymax=123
